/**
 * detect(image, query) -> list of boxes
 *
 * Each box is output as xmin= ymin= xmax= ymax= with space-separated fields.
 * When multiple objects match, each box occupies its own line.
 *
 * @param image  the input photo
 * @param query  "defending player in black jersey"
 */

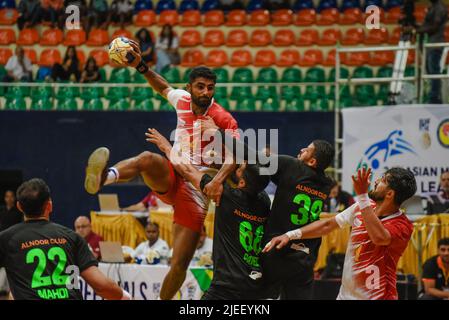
xmin=146 ymin=128 xmax=271 ymax=300
xmin=199 ymin=117 xmax=335 ymax=299
xmin=0 ymin=179 xmax=130 ymax=300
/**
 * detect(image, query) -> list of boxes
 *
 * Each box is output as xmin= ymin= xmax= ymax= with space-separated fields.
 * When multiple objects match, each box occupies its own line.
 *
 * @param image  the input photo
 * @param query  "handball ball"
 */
xmin=108 ymin=37 xmax=133 ymax=65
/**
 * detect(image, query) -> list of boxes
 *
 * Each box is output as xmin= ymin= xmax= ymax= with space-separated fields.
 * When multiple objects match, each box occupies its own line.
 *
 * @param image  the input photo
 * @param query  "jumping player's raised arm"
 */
xmin=124 ymin=39 xmax=172 ymax=99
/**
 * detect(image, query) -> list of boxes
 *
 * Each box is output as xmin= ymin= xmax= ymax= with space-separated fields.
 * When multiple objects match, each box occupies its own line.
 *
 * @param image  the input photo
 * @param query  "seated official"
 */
xmin=74 ymin=216 xmax=103 ymax=260
xmin=133 ymin=222 xmax=169 ymax=265
xmin=424 ymin=171 xmax=449 ymax=214
xmin=419 ymin=238 xmax=449 ymax=300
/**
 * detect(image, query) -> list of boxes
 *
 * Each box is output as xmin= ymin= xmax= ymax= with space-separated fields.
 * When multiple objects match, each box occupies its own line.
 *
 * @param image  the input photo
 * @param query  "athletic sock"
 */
xmin=104 ymin=167 xmax=119 ymax=185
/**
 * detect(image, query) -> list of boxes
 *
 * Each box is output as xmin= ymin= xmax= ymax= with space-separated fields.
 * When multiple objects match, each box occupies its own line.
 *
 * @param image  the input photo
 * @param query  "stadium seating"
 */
xmin=340 ymin=0 xmax=361 ymax=11
xmin=0 ymin=8 xmax=17 ymax=25
xmin=247 ymin=0 xmax=263 ymax=13
xmin=40 ymin=28 xmax=63 ymax=46
xmin=317 ymin=29 xmax=340 ymax=45
xmin=86 ymin=29 xmax=109 ymax=46
xmin=155 ymin=0 xmax=176 ymax=14
xmin=364 ymin=28 xmax=389 ymax=45
xmin=38 ymin=49 xmax=62 ymax=67
xmin=179 ymin=0 xmax=199 ymax=13
xmin=297 ymin=29 xmax=319 ymax=46
xmin=90 ymin=49 xmax=109 ymax=67
xmin=226 ymin=9 xmax=246 ymax=26
xmin=112 ymin=29 xmax=133 ymax=40
xmin=294 ymin=9 xmax=316 ymax=25
xmin=249 ymin=29 xmax=271 ymax=46
xmin=64 ymin=29 xmax=86 ymax=46
xmin=229 ymin=50 xmax=252 ymax=67
xmin=277 ymin=49 xmax=300 ymax=67
xmin=341 ymin=27 xmax=364 ymax=45
xmin=17 ymin=28 xmax=39 ymax=45
xmin=158 ymin=10 xmax=179 ymax=25
xmin=181 ymin=49 xmax=204 ymax=67
xmin=316 ymin=8 xmax=339 ymax=25
xmin=248 ymin=10 xmax=270 ymax=26
xmin=203 ymin=10 xmax=224 ymax=26
xmin=205 ymin=49 xmax=228 ymax=67
xmin=0 ymin=27 xmax=14 ymax=44
xmin=203 ymin=29 xmax=224 ymax=47
xmin=24 ymin=48 xmax=37 ymax=64
xmin=201 ymin=0 xmax=219 ymax=13
xmin=134 ymin=0 xmax=153 ymax=12
xmin=226 ymin=29 xmax=248 ymax=47
xmin=135 ymin=10 xmax=157 ymax=26
xmin=299 ymin=49 xmax=323 ymax=67
xmin=273 ymin=29 xmax=295 ymax=46
xmin=271 ymin=9 xmax=293 ymax=26
xmin=293 ymin=0 xmax=314 ymax=12
xmin=339 ymin=7 xmax=363 ymax=24
xmin=254 ymin=50 xmax=276 ymax=67
xmin=317 ymin=0 xmax=337 ymax=13
xmin=180 ymin=10 xmax=201 ymax=26
xmin=180 ymin=29 xmax=201 ymax=46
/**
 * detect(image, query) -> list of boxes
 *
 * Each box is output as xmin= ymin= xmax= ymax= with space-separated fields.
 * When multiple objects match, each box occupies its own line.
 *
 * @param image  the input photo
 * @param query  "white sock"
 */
xmin=104 ymin=167 xmax=119 ymax=185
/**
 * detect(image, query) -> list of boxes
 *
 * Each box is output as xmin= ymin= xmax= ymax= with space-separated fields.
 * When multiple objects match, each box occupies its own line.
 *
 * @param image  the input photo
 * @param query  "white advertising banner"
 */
xmin=80 ymin=263 xmax=212 ymax=300
xmin=342 ymin=105 xmax=449 ymax=195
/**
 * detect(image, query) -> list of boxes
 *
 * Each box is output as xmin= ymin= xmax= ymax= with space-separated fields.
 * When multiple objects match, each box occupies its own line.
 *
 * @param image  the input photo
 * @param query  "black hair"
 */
xmin=241 ymin=165 xmax=270 ymax=196
xmin=84 ymin=56 xmax=98 ymax=72
xmin=438 ymin=238 xmax=449 ymax=248
xmin=4 ymin=189 xmax=15 ymax=197
xmin=312 ymin=140 xmax=335 ymax=171
xmin=160 ymin=24 xmax=174 ymax=49
xmin=146 ymin=221 xmax=159 ymax=231
xmin=16 ymin=178 xmax=50 ymax=217
xmin=136 ymin=28 xmax=152 ymax=44
xmin=188 ymin=66 xmax=217 ymax=84
xmin=384 ymin=167 xmax=417 ymax=206
xmin=63 ymin=45 xmax=78 ymax=64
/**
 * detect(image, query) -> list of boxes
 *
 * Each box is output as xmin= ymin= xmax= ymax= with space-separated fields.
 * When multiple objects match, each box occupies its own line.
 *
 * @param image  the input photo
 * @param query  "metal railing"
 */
xmin=419 ymin=42 xmax=449 ymax=103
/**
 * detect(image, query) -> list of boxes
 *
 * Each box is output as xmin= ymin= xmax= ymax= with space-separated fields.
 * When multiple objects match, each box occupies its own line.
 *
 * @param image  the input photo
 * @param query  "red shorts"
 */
xmin=153 ymin=159 xmax=208 ymax=233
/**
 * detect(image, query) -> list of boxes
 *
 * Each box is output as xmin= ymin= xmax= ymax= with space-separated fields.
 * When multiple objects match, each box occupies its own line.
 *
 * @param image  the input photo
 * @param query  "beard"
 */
xmin=191 ymin=95 xmax=212 ymax=109
xmin=368 ymin=190 xmax=385 ymax=202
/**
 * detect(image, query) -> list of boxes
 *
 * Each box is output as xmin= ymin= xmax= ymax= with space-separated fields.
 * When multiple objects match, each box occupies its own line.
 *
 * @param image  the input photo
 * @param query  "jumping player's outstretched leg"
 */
xmin=84 ymin=147 xmax=172 ymax=195
xmin=159 ymin=223 xmax=200 ymax=300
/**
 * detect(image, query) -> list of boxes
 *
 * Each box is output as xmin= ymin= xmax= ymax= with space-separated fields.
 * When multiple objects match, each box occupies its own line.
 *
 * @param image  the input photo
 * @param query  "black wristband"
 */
xmin=136 ymin=61 xmax=149 ymax=74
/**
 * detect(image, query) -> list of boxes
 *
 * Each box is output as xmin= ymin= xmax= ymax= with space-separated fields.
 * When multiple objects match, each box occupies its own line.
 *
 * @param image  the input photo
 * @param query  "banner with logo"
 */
xmin=342 ymin=105 xmax=449 ymax=195
xmin=80 ymin=263 xmax=213 ymax=300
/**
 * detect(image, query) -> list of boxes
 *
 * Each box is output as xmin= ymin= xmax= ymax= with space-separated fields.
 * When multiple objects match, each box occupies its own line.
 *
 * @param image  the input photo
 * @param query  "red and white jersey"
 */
xmin=335 ymin=203 xmax=413 ymax=300
xmin=167 ymin=89 xmax=239 ymax=168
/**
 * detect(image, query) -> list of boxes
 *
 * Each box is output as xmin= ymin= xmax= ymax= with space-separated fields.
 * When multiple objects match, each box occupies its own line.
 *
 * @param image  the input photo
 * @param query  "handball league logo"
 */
xmin=357 ymin=130 xmax=417 ymax=173
xmin=437 ymin=119 xmax=449 ymax=148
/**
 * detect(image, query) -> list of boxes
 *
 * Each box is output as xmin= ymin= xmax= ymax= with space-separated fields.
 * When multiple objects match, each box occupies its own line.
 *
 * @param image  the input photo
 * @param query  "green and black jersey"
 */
xmin=0 ymin=220 xmax=98 ymax=300
xmin=200 ymin=174 xmax=271 ymax=299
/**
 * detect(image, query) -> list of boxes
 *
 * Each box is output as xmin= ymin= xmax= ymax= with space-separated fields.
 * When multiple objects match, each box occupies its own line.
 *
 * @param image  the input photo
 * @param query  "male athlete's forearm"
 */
xmin=299 ymin=218 xmax=339 ymax=239
xmin=211 ymin=163 xmax=237 ymax=184
xmin=426 ymin=287 xmax=449 ymax=299
xmin=360 ymin=206 xmax=391 ymax=245
xmin=143 ymin=68 xmax=170 ymax=97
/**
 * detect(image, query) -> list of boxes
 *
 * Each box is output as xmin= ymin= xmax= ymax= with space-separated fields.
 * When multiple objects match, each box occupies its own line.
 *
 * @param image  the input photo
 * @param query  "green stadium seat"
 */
xmin=261 ymin=98 xmax=280 ymax=111
xmin=339 ymin=96 xmax=353 ymax=108
xmin=5 ymin=97 xmax=27 ymax=110
xmin=31 ymin=84 xmax=53 ymax=100
xmin=235 ymin=98 xmax=256 ymax=111
xmin=56 ymin=84 xmax=80 ymax=99
xmin=309 ymin=99 xmax=329 ymax=111
xmin=377 ymin=66 xmax=393 ymax=103
xmin=133 ymin=99 xmax=155 ymax=111
xmin=281 ymin=67 xmax=302 ymax=82
xmin=284 ymin=98 xmax=305 ymax=111
xmin=405 ymin=66 xmax=415 ymax=77
xmin=215 ymin=99 xmax=230 ymax=110
xmin=133 ymin=71 xmax=147 ymax=83
xmin=31 ymin=98 xmax=53 ymax=110
xmin=161 ymin=66 xmax=181 ymax=83
xmin=232 ymin=67 xmax=254 ymax=83
xmin=353 ymin=66 xmax=375 ymax=99
xmin=99 ymin=68 xmax=107 ymax=82
xmin=83 ymin=98 xmax=103 ymax=111
xmin=354 ymin=96 xmax=378 ymax=107
xmin=131 ymin=86 xmax=154 ymax=101
xmin=214 ymin=68 xmax=229 ymax=82
xmin=106 ymin=87 xmax=131 ymax=101
xmin=110 ymin=67 xmax=131 ymax=83
xmin=56 ymin=98 xmax=78 ymax=111
xmin=327 ymin=67 xmax=350 ymax=99
xmin=109 ymin=98 xmax=130 ymax=111
xmin=159 ymin=101 xmax=175 ymax=111
xmin=231 ymin=68 xmax=254 ymax=101
xmin=256 ymin=67 xmax=278 ymax=101
xmin=6 ymin=85 xmax=30 ymax=98
xmin=281 ymin=86 xmax=301 ymax=101
xmin=182 ymin=68 xmax=192 ymax=83
xmin=81 ymin=87 xmax=105 ymax=100
xmin=304 ymin=67 xmax=326 ymax=101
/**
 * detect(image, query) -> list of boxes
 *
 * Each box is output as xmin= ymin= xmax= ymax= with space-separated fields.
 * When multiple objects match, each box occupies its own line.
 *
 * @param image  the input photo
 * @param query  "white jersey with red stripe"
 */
xmin=167 ymin=89 xmax=239 ymax=169
xmin=334 ymin=202 xmax=413 ymax=300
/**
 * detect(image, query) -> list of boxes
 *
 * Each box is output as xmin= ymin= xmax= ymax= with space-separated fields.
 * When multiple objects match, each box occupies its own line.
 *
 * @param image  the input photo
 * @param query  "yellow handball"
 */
xmin=108 ymin=37 xmax=133 ymax=65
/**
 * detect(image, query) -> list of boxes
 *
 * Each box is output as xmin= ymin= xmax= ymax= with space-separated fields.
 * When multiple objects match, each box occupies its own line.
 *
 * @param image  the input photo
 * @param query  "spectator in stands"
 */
xmin=74 ymin=216 xmax=104 ymax=260
xmin=110 ymin=0 xmax=133 ymax=30
xmin=3 ymin=46 xmax=33 ymax=82
xmin=136 ymin=28 xmax=156 ymax=65
xmin=133 ymin=222 xmax=170 ymax=265
xmin=263 ymin=0 xmax=290 ymax=11
xmin=323 ymin=180 xmax=355 ymax=213
xmin=425 ymin=171 xmax=449 ymax=214
xmin=80 ymin=57 xmax=101 ymax=83
xmin=155 ymin=24 xmax=180 ymax=73
xmin=85 ymin=0 xmax=109 ymax=34
xmin=18 ymin=0 xmax=42 ymax=30
xmin=415 ymin=0 xmax=448 ymax=104
xmin=218 ymin=0 xmax=244 ymax=12
xmin=39 ymin=0 xmax=64 ymax=29
xmin=51 ymin=45 xmax=81 ymax=82
xmin=419 ymin=238 xmax=449 ymax=300
xmin=121 ymin=190 xmax=158 ymax=212
xmin=0 ymin=190 xmax=23 ymax=232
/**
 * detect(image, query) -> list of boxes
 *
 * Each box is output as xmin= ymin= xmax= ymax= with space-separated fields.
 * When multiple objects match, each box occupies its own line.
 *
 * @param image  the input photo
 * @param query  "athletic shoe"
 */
xmin=84 ymin=147 xmax=110 ymax=195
